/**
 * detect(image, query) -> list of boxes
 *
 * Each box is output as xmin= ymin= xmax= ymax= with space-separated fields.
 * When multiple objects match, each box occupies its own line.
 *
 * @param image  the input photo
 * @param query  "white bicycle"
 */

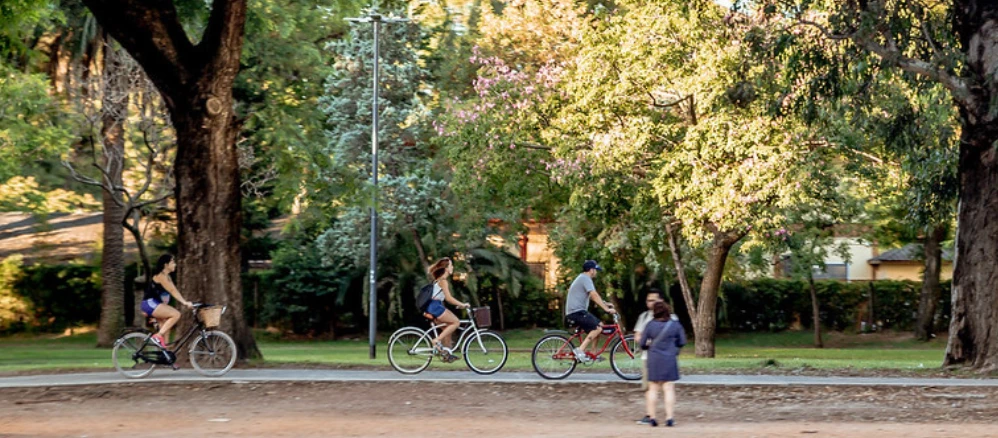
xmin=388 ymin=306 xmax=508 ymax=375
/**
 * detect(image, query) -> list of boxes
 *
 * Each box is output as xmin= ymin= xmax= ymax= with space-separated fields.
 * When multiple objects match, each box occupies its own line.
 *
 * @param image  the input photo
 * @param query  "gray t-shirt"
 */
xmin=565 ymin=273 xmax=596 ymax=315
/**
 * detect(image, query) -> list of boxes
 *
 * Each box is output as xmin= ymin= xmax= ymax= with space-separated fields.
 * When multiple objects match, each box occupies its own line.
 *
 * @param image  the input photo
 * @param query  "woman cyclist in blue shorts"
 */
xmin=423 ymin=257 xmax=469 ymax=362
xmin=140 ymin=254 xmax=192 ymax=347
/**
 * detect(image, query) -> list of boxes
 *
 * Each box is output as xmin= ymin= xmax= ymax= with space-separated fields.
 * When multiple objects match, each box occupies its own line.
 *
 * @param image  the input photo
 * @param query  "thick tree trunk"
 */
xmin=916 ymin=223 xmax=947 ymax=341
xmin=941 ymin=0 xmax=998 ymax=371
xmin=81 ymin=0 xmax=259 ymax=362
xmin=171 ymin=94 xmax=259 ymax=362
xmin=96 ymin=45 xmax=128 ymax=348
xmin=944 ymin=127 xmax=998 ymax=370
xmin=693 ymin=229 xmax=742 ymax=358
xmin=808 ymin=273 xmax=823 ymax=348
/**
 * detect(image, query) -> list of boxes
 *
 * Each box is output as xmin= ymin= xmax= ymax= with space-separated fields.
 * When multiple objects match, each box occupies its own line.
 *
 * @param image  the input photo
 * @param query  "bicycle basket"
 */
xmin=472 ymin=306 xmax=492 ymax=328
xmin=199 ymin=306 xmax=224 ymax=328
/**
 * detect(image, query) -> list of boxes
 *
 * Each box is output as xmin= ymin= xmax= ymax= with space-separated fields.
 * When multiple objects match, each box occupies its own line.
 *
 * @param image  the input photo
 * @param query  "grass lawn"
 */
xmin=0 ymin=327 xmax=949 ymax=375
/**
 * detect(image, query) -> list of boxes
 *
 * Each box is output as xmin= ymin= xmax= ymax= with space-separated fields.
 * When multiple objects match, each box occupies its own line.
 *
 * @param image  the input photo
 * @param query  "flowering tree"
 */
xmin=438 ymin=0 xmax=846 ymax=356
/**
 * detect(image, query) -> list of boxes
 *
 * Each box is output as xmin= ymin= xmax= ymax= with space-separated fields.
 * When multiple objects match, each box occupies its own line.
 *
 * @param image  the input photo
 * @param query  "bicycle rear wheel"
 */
xmin=388 ymin=328 xmax=433 ymax=374
xmin=112 ymin=332 xmax=157 ymax=378
xmin=463 ymin=330 xmax=508 ymax=375
xmin=610 ymin=334 xmax=641 ymax=380
xmin=189 ymin=330 xmax=237 ymax=377
xmin=531 ymin=334 xmax=577 ymax=380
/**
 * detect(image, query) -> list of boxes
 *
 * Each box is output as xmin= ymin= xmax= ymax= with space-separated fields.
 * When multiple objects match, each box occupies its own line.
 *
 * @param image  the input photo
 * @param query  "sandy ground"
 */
xmin=2 ymin=381 xmax=996 ymax=437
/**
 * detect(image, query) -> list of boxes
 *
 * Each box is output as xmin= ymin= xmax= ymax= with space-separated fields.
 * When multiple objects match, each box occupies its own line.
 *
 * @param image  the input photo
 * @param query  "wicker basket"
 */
xmin=472 ymin=306 xmax=492 ymax=328
xmin=199 ymin=306 xmax=223 ymax=328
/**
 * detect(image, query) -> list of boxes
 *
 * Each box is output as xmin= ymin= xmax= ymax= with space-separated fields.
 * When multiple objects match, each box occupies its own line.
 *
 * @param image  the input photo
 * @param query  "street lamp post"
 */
xmin=346 ymin=7 xmax=408 ymax=360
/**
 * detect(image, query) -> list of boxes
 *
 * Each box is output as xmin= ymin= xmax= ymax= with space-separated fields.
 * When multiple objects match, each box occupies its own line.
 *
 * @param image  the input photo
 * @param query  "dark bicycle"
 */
xmin=111 ymin=302 xmax=237 ymax=378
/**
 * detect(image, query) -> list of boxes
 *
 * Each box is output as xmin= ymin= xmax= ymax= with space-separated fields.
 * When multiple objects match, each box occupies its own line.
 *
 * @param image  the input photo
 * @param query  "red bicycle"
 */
xmin=531 ymin=313 xmax=641 ymax=380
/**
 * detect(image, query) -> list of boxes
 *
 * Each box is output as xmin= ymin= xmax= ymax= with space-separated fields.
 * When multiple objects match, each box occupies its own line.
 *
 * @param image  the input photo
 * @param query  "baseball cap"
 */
xmin=582 ymin=260 xmax=602 ymax=272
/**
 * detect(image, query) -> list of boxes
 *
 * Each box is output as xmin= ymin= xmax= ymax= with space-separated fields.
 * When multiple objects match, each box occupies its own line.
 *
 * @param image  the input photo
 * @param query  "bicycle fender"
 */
xmin=543 ymin=329 xmax=570 ymax=335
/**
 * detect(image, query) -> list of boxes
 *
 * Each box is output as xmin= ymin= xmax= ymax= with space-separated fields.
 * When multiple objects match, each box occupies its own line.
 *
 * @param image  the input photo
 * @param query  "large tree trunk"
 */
xmin=944 ymin=127 xmax=998 ymax=370
xmin=916 ymin=223 xmax=947 ymax=341
xmin=82 ymin=0 xmax=259 ymax=361
xmin=943 ymin=3 xmax=998 ymax=370
xmin=808 ymin=272 xmax=823 ymax=348
xmin=95 ymin=44 xmax=128 ymax=348
xmin=693 ymin=229 xmax=743 ymax=358
xmin=171 ymin=86 xmax=259 ymax=362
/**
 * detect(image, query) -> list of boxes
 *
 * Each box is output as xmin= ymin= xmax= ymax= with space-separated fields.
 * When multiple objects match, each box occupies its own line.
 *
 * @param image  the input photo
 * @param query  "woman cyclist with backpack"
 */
xmin=423 ymin=257 xmax=470 ymax=362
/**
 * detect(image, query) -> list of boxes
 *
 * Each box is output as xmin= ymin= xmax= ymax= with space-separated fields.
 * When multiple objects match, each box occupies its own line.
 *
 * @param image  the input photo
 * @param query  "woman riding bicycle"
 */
xmin=140 ymin=254 xmax=193 ymax=347
xmin=424 ymin=257 xmax=470 ymax=363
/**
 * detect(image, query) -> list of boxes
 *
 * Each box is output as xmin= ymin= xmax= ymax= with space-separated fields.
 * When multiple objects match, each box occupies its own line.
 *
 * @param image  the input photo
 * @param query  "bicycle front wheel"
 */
xmin=388 ymin=328 xmax=433 ymax=374
xmin=189 ymin=330 xmax=237 ymax=377
xmin=610 ymin=334 xmax=642 ymax=381
xmin=112 ymin=332 xmax=157 ymax=378
xmin=531 ymin=334 xmax=577 ymax=380
xmin=462 ymin=330 xmax=508 ymax=375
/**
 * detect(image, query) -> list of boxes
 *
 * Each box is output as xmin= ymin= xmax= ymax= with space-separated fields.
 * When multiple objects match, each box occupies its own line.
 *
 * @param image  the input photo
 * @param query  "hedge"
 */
xmin=0 ymin=256 xmax=101 ymax=333
xmin=720 ymin=278 xmax=951 ymax=332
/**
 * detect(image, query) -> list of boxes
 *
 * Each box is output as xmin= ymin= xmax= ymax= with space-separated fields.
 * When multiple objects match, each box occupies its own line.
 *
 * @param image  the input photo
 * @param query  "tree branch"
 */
xmin=665 ymin=221 xmax=697 ymax=318
xmin=794 ymin=18 xmax=974 ymax=107
xmin=198 ymin=0 xmax=247 ymax=85
xmin=81 ymin=0 xmax=195 ymax=104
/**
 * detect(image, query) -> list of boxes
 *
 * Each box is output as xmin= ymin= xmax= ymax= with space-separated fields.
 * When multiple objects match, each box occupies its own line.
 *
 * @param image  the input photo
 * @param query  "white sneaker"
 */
xmin=574 ymin=348 xmax=592 ymax=363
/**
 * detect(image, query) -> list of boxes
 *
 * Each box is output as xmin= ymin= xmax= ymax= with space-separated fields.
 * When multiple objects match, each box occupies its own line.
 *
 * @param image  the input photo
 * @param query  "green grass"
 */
xmin=0 ymin=328 xmax=949 ymax=374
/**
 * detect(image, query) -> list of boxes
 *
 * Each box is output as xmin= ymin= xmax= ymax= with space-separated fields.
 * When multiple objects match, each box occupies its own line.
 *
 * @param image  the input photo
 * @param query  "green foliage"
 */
xmin=0 ymin=257 xmax=101 ymax=334
xmin=0 ymin=64 xmax=76 ymax=183
xmin=248 ymin=236 xmax=354 ymax=336
xmin=721 ymin=279 xmax=951 ymax=333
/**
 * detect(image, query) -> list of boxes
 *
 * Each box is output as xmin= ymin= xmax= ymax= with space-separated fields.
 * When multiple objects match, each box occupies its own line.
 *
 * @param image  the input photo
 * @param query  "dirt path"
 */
xmin=2 ymin=381 xmax=995 ymax=437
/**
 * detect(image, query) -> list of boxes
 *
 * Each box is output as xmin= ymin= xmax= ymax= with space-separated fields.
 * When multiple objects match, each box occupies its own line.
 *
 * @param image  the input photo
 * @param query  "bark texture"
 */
xmin=915 ymin=224 xmax=946 ymax=341
xmin=82 ymin=0 xmax=259 ymax=360
xmin=693 ymin=228 xmax=743 ymax=358
xmin=95 ymin=43 xmax=128 ymax=348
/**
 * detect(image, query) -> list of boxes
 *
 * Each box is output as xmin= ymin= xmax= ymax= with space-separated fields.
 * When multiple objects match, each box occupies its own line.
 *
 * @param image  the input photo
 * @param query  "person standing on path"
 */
xmin=634 ymin=289 xmax=664 ymax=426
xmin=641 ymin=301 xmax=687 ymax=427
xmin=564 ymin=260 xmax=616 ymax=363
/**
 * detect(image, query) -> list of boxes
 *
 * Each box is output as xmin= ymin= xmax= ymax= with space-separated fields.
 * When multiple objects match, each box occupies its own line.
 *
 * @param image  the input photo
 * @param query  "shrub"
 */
xmin=0 ymin=257 xmax=101 ymax=333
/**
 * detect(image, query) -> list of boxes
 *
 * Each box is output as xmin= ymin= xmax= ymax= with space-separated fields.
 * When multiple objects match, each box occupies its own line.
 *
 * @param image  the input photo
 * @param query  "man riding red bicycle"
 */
xmin=564 ymin=260 xmax=616 ymax=363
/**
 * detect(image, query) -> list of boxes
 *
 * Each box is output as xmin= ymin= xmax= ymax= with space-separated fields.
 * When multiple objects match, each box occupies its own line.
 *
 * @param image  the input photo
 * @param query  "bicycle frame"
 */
xmin=554 ymin=315 xmax=636 ymax=361
xmin=410 ymin=308 xmax=489 ymax=355
xmin=137 ymin=304 xmax=224 ymax=360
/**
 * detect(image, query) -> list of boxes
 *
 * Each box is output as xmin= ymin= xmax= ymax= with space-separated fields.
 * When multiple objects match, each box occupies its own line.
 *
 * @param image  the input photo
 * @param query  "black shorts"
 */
xmin=566 ymin=311 xmax=600 ymax=332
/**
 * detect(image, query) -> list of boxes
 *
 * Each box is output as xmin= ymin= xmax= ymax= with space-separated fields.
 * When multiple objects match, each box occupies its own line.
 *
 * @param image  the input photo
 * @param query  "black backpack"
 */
xmin=415 ymin=281 xmax=437 ymax=312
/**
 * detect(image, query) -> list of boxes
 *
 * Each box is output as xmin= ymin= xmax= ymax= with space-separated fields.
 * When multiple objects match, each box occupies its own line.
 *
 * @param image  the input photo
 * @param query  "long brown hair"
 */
xmin=429 ymin=257 xmax=452 ymax=281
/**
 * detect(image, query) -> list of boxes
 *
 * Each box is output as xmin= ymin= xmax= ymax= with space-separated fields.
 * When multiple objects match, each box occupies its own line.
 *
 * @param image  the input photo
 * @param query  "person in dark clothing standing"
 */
xmin=640 ymin=301 xmax=687 ymax=427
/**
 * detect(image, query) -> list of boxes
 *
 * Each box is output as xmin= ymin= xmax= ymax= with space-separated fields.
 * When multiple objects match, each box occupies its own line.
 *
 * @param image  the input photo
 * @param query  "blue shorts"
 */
xmin=141 ymin=293 xmax=170 ymax=316
xmin=426 ymin=300 xmax=446 ymax=318
xmin=140 ymin=298 xmax=161 ymax=316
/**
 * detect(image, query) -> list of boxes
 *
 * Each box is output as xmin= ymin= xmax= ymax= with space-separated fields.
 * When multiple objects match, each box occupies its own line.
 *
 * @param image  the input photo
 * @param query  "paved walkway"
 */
xmin=2 ymin=369 xmax=998 ymax=388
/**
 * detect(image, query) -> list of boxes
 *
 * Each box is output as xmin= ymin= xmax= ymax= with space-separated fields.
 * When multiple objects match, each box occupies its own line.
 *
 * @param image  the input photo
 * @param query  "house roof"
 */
xmin=868 ymin=243 xmax=954 ymax=264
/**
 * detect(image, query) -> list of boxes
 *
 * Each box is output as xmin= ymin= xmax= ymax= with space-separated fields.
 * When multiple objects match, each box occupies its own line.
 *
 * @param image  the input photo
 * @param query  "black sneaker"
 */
xmin=666 ymin=418 xmax=674 ymax=427
xmin=649 ymin=418 xmax=659 ymax=427
xmin=636 ymin=416 xmax=653 ymax=426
